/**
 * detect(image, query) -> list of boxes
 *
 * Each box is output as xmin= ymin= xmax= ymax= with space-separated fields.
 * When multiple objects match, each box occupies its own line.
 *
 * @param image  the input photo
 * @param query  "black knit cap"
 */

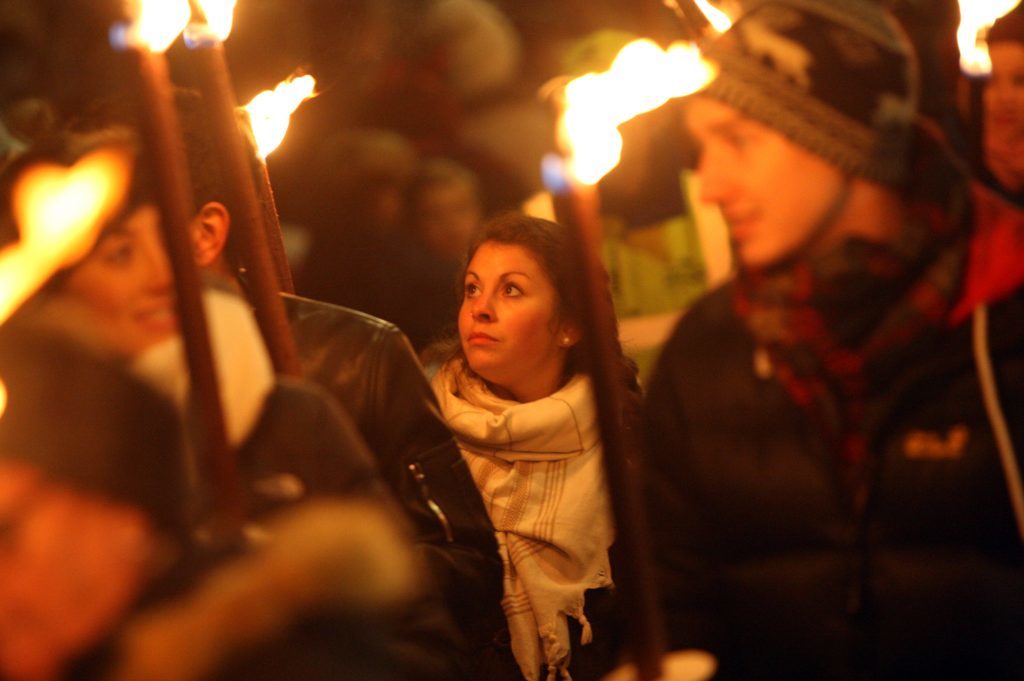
xmin=698 ymin=0 xmax=919 ymax=185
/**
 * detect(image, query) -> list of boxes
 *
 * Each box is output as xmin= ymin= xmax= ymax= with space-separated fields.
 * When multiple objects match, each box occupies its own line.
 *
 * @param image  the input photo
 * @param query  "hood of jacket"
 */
xmin=950 ymin=183 xmax=1024 ymax=325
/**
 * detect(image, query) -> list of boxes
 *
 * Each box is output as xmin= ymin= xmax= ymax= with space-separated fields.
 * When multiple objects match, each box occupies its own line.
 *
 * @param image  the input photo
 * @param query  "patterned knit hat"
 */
xmin=699 ymin=0 xmax=919 ymax=185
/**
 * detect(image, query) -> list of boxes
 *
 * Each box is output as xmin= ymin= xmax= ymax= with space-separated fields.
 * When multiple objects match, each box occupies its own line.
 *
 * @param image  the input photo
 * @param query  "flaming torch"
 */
xmin=110 ymin=0 xmax=243 ymax=532
xmin=185 ymin=0 xmax=302 ymax=374
xmin=957 ymin=0 xmax=1021 ymax=76
xmin=242 ymin=73 xmax=317 ymax=296
xmin=663 ymin=0 xmax=731 ymax=40
xmin=957 ymin=0 xmax=1023 ymax=170
xmin=552 ymin=40 xmax=717 ymax=187
xmin=544 ymin=36 xmax=718 ymax=681
xmin=243 ymin=74 xmax=316 ymax=160
xmin=0 ymin=147 xmax=134 ymax=420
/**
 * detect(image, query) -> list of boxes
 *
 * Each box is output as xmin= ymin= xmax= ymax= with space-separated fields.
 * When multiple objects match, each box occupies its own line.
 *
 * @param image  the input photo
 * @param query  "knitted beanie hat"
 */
xmin=699 ymin=0 xmax=919 ymax=185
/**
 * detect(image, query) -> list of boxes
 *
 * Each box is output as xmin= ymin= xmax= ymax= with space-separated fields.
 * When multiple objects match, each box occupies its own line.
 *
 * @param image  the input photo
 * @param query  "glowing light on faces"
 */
xmin=242 ymin=74 xmax=318 ymax=159
xmin=958 ymin=0 xmax=1023 ymax=75
xmin=459 ymin=242 xmax=572 ymax=402
xmin=558 ymin=39 xmax=717 ymax=185
xmin=193 ymin=0 xmax=239 ymax=42
xmin=60 ymin=205 xmax=178 ymax=359
xmin=5 ymin=147 xmax=133 ymax=324
xmin=0 ymin=147 xmax=132 ymax=419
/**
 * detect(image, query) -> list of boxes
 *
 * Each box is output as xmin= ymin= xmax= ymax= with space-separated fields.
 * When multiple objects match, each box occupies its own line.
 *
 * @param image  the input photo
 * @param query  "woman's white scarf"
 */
xmin=432 ymin=360 xmax=614 ymax=681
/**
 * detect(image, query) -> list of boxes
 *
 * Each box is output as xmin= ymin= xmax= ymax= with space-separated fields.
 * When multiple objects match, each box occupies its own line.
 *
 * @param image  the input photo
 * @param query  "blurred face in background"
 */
xmin=686 ymin=96 xmax=850 ymax=269
xmin=459 ymin=241 xmax=576 ymax=402
xmin=984 ymin=40 xmax=1024 ymax=191
xmin=59 ymin=204 xmax=177 ymax=358
xmin=413 ymin=180 xmax=482 ymax=261
xmin=985 ymin=41 xmax=1024 ymax=140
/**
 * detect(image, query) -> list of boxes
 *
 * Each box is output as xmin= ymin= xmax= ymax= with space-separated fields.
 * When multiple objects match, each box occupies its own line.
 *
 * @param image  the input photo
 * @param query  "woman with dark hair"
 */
xmin=429 ymin=212 xmax=638 ymax=681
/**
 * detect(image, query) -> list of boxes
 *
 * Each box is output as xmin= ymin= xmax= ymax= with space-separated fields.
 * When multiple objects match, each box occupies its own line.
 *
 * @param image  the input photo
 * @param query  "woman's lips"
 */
xmin=466 ymin=332 xmax=498 ymax=345
xmin=135 ymin=307 xmax=178 ymax=334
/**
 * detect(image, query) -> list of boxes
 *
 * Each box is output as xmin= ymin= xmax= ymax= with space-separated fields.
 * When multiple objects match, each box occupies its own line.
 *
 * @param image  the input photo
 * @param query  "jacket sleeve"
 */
xmin=282 ymin=295 xmax=503 ymax=646
xmin=361 ymin=325 xmax=503 ymax=635
xmin=238 ymin=376 xmax=472 ymax=681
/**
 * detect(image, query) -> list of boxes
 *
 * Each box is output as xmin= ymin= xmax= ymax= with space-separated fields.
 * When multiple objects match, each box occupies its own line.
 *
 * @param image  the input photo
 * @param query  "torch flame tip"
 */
xmin=557 ymin=37 xmax=717 ymax=186
xmin=192 ymin=0 xmax=240 ymax=42
xmin=242 ymin=73 xmax=319 ymax=159
xmin=957 ymin=0 xmax=1023 ymax=76
xmin=123 ymin=0 xmax=191 ymax=53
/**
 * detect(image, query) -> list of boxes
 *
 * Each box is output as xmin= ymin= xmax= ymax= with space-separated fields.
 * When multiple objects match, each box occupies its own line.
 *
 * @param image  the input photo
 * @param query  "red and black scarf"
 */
xmin=733 ymin=133 xmax=971 ymax=506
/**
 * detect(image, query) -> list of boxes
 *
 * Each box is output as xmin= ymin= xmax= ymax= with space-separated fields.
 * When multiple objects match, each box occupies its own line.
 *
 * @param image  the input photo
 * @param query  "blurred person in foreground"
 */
xmin=0 ymin=330 xmax=414 ymax=681
xmin=0 ymin=132 xmax=417 ymax=681
xmin=428 ymin=213 xmax=641 ymax=681
xmin=3 ymin=128 xmax=384 ymax=525
xmin=643 ymin=1 xmax=1024 ymax=679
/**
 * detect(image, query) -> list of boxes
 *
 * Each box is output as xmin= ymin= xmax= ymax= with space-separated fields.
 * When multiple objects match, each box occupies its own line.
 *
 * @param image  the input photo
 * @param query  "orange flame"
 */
xmin=242 ymin=74 xmax=317 ymax=159
xmin=0 ymin=147 xmax=131 ymax=420
xmin=193 ymin=0 xmax=239 ymax=42
xmin=559 ymin=39 xmax=716 ymax=185
xmin=694 ymin=0 xmax=733 ymax=33
xmin=957 ymin=0 xmax=1022 ymax=75
xmin=120 ymin=0 xmax=191 ymax=52
xmin=3 ymin=147 xmax=133 ymax=324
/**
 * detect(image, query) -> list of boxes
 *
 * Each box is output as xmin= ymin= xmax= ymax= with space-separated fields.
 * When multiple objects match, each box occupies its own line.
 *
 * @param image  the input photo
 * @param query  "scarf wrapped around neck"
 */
xmin=733 ymin=132 xmax=971 ymax=507
xmin=432 ymin=360 xmax=614 ymax=681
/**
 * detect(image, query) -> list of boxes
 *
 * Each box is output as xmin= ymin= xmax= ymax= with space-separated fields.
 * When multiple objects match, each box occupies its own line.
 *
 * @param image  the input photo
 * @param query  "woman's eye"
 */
xmin=464 ymin=282 xmax=480 ymax=298
xmin=726 ymin=132 xmax=750 ymax=150
xmin=504 ymin=284 xmax=522 ymax=296
xmin=100 ymin=242 xmax=133 ymax=266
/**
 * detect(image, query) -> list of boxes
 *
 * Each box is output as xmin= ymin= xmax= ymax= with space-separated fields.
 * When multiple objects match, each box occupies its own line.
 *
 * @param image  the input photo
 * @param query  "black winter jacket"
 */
xmin=644 ymin=282 xmax=1024 ymax=681
xmin=282 ymin=295 xmax=504 ymax=648
xmin=238 ymin=376 xmax=383 ymax=515
xmin=208 ymin=369 xmax=456 ymax=681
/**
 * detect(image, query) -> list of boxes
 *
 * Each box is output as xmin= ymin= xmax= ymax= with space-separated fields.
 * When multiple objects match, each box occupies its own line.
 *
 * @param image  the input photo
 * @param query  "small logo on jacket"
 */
xmin=903 ymin=424 xmax=969 ymax=460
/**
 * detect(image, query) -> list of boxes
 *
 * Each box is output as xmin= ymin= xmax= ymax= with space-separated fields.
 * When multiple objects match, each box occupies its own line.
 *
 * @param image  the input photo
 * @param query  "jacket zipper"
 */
xmin=408 ymin=462 xmax=455 ymax=542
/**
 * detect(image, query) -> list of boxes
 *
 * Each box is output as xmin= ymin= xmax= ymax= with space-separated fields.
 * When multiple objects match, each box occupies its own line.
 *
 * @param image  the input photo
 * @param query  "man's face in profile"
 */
xmin=685 ymin=96 xmax=849 ymax=269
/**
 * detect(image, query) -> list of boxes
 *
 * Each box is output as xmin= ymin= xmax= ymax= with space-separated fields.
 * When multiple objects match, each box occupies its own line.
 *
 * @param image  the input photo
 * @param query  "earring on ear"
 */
xmin=561 ymin=336 xmax=571 ymax=347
